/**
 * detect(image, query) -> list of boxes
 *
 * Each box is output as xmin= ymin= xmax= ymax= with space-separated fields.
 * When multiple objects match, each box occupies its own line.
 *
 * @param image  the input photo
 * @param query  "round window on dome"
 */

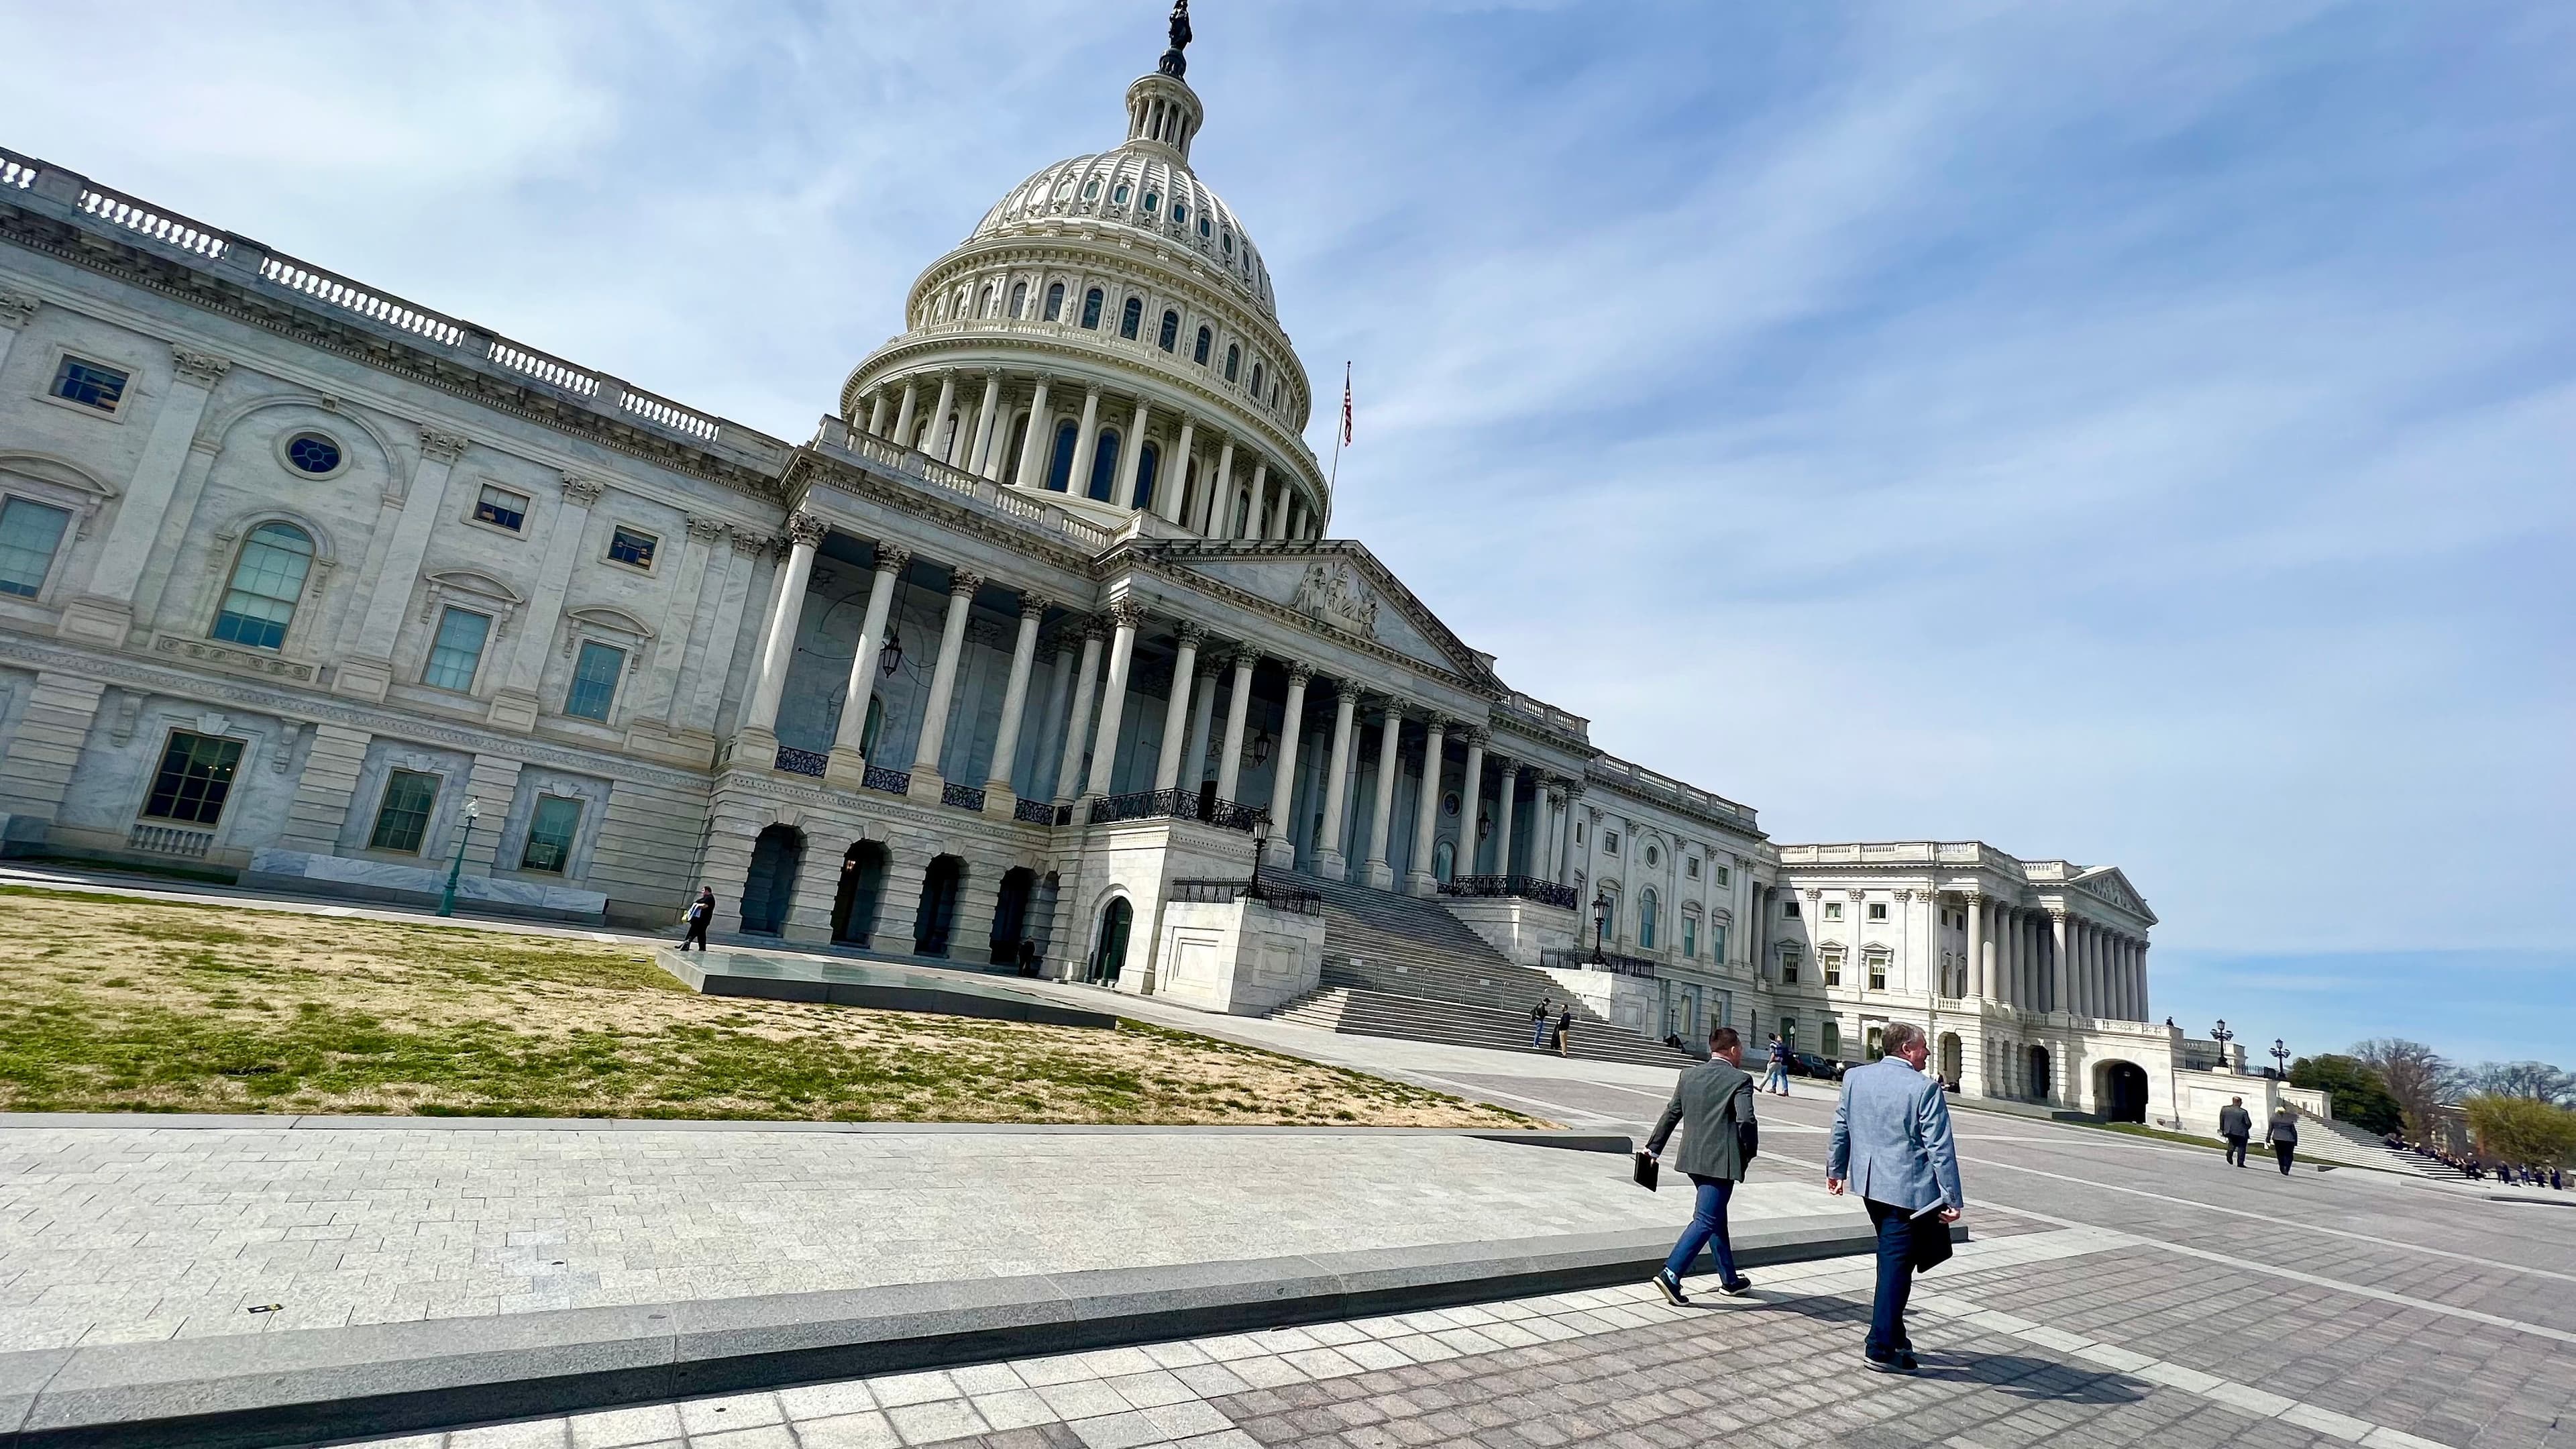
xmin=285 ymin=433 xmax=342 ymax=476
xmin=1112 ymin=184 xmax=1131 ymax=205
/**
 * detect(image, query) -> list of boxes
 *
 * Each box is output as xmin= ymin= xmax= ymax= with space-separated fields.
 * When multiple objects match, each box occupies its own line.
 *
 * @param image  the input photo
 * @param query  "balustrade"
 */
xmin=1539 ymin=947 xmax=1658 ymax=980
xmin=941 ymin=782 xmax=987 ymax=812
xmin=773 ymin=745 xmax=828 ymax=777
xmin=861 ymin=764 xmax=911 ymax=795
xmin=1441 ymin=874 xmax=1578 ymax=910
xmin=1013 ymin=797 xmax=1057 ymax=825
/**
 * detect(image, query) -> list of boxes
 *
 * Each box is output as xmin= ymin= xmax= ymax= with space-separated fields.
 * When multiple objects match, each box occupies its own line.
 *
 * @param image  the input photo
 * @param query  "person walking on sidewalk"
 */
xmin=1530 ymin=998 xmax=1552 ymax=1048
xmin=680 ymin=885 xmax=715 ymax=952
xmin=1646 ymin=1026 xmax=1758 ymax=1305
xmin=2218 ymin=1096 xmax=2253 ymax=1168
xmin=1825 ymin=1021 xmax=1964 ymax=1374
xmin=2266 ymin=1106 xmax=2300 ymax=1175
xmin=1761 ymin=1034 xmax=1792 ymax=1095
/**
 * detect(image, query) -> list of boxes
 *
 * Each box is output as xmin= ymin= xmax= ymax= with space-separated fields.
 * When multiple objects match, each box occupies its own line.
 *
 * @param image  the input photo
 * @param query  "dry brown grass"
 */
xmin=0 ymin=886 xmax=1541 ymax=1127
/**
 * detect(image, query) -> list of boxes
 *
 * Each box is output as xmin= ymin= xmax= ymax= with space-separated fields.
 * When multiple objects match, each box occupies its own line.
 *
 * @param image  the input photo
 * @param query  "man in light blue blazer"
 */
xmin=1825 ymin=1021 xmax=1965 ymax=1372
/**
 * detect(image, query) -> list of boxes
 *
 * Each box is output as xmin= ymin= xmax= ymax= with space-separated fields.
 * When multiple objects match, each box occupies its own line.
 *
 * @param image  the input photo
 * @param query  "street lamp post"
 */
xmin=437 ymin=800 xmax=482 ymax=918
xmin=1591 ymin=892 xmax=1610 ymax=964
xmin=2271 ymin=1038 xmax=2291 ymax=1079
xmin=2212 ymin=1019 xmax=2234 ymax=1072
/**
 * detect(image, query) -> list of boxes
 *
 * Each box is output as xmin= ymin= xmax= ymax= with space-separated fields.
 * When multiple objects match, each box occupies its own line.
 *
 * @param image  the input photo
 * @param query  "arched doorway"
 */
xmin=988 ymin=867 xmax=1036 ymax=965
xmin=741 ymin=825 xmax=802 ymax=936
xmin=1939 ymin=1032 xmax=1962 ymax=1089
xmin=2096 ymin=1061 xmax=2149 ymax=1122
xmin=2027 ymin=1045 xmax=2053 ymax=1102
xmin=832 ymin=841 xmax=889 ymax=946
xmin=914 ymin=855 xmax=965 ymax=957
xmin=1432 ymin=839 xmax=1454 ymax=885
xmin=1088 ymin=896 xmax=1132 ymax=985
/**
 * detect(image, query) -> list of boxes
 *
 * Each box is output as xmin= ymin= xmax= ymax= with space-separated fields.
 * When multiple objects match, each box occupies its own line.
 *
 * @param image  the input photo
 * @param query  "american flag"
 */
xmin=1339 ymin=362 xmax=1354 ymax=447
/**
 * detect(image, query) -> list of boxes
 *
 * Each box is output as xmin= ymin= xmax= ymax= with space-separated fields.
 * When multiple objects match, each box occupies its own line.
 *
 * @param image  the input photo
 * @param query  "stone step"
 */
xmin=1271 ymin=987 xmax=1695 ymax=1069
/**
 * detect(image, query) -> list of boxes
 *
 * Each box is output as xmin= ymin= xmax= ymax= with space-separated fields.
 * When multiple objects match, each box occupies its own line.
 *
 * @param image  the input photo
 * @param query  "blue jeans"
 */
xmin=1532 ymin=1020 xmax=1549 ymax=1046
xmin=1863 ymin=1199 xmax=1917 ymax=1357
xmin=1762 ymin=1064 xmax=1788 ymax=1092
xmin=1661 ymin=1175 xmax=1741 ymax=1284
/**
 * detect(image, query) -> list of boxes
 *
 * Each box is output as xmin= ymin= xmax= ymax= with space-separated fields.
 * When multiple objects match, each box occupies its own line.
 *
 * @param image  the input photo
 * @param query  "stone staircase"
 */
xmin=2290 ymin=1105 xmax=2473 ymax=1180
xmin=1267 ymin=873 xmax=1695 ymax=1069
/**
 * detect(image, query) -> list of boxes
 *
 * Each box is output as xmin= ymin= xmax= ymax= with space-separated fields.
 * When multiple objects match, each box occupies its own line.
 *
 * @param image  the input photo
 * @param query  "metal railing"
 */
xmin=1541 ymin=947 xmax=1660 ymax=980
xmin=1090 ymin=788 xmax=1199 ymax=825
xmin=1013 ymin=797 xmax=1056 ymax=825
xmin=1203 ymin=798 xmax=1268 ymax=834
xmin=774 ymin=745 xmax=828 ymax=778
xmin=941 ymin=782 xmax=987 ymax=812
xmin=1440 ymin=875 xmax=1579 ymax=910
xmin=861 ymin=764 xmax=911 ymax=796
xmin=1170 ymin=877 xmax=1322 ymax=916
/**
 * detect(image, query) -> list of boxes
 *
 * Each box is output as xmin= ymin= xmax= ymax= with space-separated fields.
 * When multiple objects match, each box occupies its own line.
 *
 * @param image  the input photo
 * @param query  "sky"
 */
xmin=5 ymin=1 xmax=2568 ymax=1065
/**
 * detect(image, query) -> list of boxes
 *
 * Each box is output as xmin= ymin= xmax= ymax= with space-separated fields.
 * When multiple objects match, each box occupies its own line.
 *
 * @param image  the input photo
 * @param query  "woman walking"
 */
xmin=2265 ymin=1106 xmax=2299 ymax=1175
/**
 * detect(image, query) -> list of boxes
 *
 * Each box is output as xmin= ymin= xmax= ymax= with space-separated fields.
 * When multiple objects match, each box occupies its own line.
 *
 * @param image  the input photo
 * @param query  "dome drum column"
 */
xmin=1012 ymin=374 xmax=1054 ymax=488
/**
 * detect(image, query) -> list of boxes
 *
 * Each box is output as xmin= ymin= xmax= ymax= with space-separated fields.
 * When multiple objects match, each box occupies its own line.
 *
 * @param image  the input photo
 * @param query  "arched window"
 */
xmin=1134 ymin=442 xmax=1160 ymax=512
xmin=1640 ymin=888 xmax=1660 ymax=951
xmin=211 ymin=522 xmax=314 ymax=650
xmin=1088 ymin=429 xmax=1121 ymax=502
xmin=1044 ymin=282 xmax=1065 ymax=321
xmin=1003 ymin=413 xmax=1030 ymax=481
xmin=1046 ymin=421 xmax=1078 ymax=492
xmin=1142 ymin=189 xmax=1160 ymax=214
xmin=1224 ymin=344 xmax=1240 ymax=382
xmin=1250 ymin=362 xmax=1266 ymax=396
xmin=1008 ymin=281 xmax=1027 ymax=318
xmin=1193 ymin=326 xmax=1212 ymax=365
xmin=1157 ymin=309 xmax=1179 ymax=352
xmin=1119 ymin=297 xmax=1143 ymax=340
xmin=980 ymin=284 xmax=998 ymax=318
xmin=1081 ymin=288 xmax=1104 ymax=329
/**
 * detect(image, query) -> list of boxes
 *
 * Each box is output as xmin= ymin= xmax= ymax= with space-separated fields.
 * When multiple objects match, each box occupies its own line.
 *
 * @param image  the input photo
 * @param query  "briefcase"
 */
xmin=1908 ymin=1210 xmax=1953 ymax=1273
xmin=1632 ymin=1151 xmax=1659 ymax=1191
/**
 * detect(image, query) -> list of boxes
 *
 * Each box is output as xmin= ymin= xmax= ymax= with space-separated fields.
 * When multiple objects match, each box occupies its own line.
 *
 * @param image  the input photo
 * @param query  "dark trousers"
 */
xmin=1862 ymin=1199 xmax=1919 ymax=1358
xmin=2273 ymin=1141 xmax=2295 ymax=1175
xmin=2224 ymin=1135 xmax=2249 ymax=1167
xmin=683 ymin=916 xmax=710 ymax=951
xmin=1662 ymin=1175 xmax=1741 ymax=1284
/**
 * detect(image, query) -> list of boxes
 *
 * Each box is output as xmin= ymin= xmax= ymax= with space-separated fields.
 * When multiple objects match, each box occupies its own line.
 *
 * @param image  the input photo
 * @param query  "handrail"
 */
xmin=1440 ymin=875 xmax=1578 ymax=910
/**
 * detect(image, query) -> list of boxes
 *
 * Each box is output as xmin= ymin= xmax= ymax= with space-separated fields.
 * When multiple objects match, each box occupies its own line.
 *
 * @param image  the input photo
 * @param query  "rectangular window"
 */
xmin=1681 ymin=917 xmax=1697 ymax=957
xmin=422 ymin=607 xmax=490 ymax=693
xmin=1822 ymin=949 xmax=1843 ymax=987
xmin=1822 ymin=1021 xmax=1841 ymax=1059
xmin=1780 ymin=951 xmax=1801 ymax=985
xmin=1867 ymin=902 xmax=1888 ymax=921
xmin=1715 ymin=865 xmax=1731 ymax=887
xmin=1866 ymin=1026 xmax=1885 ymax=1061
xmin=1823 ymin=902 xmax=1843 ymax=920
xmin=1782 ymin=900 xmax=1799 ymax=918
xmin=1711 ymin=924 xmax=1727 ymax=963
xmin=1573 ymin=822 xmax=1585 ymax=846
xmin=0 ymin=498 xmax=72 ymax=598
xmin=142 ymin=731 xmax=244 ymax=825
xmin=520 ymin=796 xmax=582 ymax=873
xmin=1684 ymin=857 xmax=1699 ymax=879
xmin=50 ymin=356 xmax=128 ymax=411
xmin=1603 ymin=831 xmax=1619 ymax=855
xmin=1868 ymin=951 xmax=1890 ymax=991
xmin=474 ymin=485 xmax=529 ymax=531
xmin=1781 ymin=1018 xmax=1797 ymax=1049
xmin=564 ymin=640 xmax=625 ymax=720
xmin=606 ymin=526 xmax=657 ymax=569
xmin=368 ymin=769 xmax=440 ymax=853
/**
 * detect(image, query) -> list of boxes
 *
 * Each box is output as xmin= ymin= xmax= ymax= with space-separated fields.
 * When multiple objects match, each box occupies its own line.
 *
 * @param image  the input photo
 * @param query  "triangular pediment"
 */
xmin=2073 ymin=865 xmax=2155 ymax=923
xmin=1135 ymin=539 xmax=1499 ymax=687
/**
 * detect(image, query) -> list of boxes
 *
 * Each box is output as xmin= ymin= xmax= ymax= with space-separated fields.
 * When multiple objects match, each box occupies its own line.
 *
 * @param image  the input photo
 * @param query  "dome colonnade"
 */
xmin=840 ymin=69 xmax=1328 ymax=545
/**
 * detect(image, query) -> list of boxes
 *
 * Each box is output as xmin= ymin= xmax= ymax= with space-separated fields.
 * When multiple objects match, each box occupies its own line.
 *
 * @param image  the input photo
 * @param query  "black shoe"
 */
xmin=1652 ymin=1271 xmax=1689 ymax=1306
xmin=1717 ymin=1277 xmax=1753 ymax=1297
xmin=1864 ymin=1349 xmax=1918 ymax=1373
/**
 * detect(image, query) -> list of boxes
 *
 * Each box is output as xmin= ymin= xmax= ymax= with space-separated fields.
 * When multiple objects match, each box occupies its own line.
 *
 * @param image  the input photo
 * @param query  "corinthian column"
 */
xmin=1151 ymin=623 xmax=1205 ymax=793
xmin=1012 ymin=375 xmax=1053 ymax=487
xmin=1405 ymin=717 xmax=1449 ymax=896
xmin=826 ymin=545 xmax=910 ymax=788
xmin=1364 ymin=700 xmax=1405 ymax=890
xmin=1313 ymin=683 xmax=1357 ymax=880
xmin=1265 ymin=663 xmax=1310 ymax=868
xmin=981 ymin=592 xmax=1049 ymax=818
xmin=906 ymin=569 xmax=985 ymax=800
xmin=1081 ymin=602 xmax=1142 ymax=799
xmin=1213 ymin=649 xmax=1258 ymax=804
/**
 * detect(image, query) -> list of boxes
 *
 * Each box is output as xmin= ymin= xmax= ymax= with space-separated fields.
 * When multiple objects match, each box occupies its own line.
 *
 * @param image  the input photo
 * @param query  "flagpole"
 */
xmin=1329 ymin=360 xmax=1349 ymax=490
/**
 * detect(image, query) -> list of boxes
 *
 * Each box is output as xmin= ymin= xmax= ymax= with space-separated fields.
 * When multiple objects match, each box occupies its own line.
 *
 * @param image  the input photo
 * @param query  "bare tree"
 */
xmin=2465 ymin=1061 xmax=2576 ymax=1107
xmin=2351 ymin=1038 xmax=2461 ymax=1136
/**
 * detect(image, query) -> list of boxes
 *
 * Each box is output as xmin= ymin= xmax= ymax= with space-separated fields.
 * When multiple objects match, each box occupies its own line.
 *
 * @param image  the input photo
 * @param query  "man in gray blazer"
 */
xmin=1644 ymin=1026 xmax=1757 ymax=1305
xmin=1826 ymin=1021 xmax=1964 ymax=1372
xmin=2217 ymin=1097 xmax=2253 ymax=1167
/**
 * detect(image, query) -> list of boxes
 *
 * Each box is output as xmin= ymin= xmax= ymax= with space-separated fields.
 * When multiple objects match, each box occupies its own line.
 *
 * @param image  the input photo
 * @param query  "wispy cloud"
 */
xmin=4 ymin=1 xmax=2567 ymax=1063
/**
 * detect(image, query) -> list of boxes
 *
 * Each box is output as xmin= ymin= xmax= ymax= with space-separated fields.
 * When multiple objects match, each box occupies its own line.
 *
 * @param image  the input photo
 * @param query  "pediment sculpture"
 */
xmin=1291 ymin=561 xmax=1379 ymax=639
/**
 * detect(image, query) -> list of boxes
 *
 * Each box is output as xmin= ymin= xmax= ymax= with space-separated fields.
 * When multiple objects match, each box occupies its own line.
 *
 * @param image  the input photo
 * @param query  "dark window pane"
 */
xmin=369 ymin=770 xmax=440 ymax=853
xmin=608 ymin=527 xmax=656 ymax=568
xmin=142 ymin=731 xmax=244 ymax=825
xmin=0 ymin=498 xmax=72 ymax=597
xmin=520 ymin=796 xmax=582 ymax=873
xmin=565 ymin=641 xmax=624 ymax=720
xmin=50 ymin=358 xmax=127 ymax=411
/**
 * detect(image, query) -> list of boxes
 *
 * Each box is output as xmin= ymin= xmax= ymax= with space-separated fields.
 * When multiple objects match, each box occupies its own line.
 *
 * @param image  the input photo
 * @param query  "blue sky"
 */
xmin=5 ymin=2 xmax=2567 ymax=1065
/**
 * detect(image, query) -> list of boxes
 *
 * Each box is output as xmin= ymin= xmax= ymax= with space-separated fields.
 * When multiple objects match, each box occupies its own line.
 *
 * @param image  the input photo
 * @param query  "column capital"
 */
xmin=1285 ymin=661 xmax=1314 ymax=687
xmin=947 ymin=570 xmax=985 ymax=598
xmin=685 ymin=515 xmax=730 ymax=543
xmin=1805 ymin=888 xmax=1823 ymax=901
xmin=1106 ymin=600 xmax=1145 ymax=630
xmin=558 ymin=473 xmax=607 ymax=506
xmin=1379 ymin=697 xmax=1409 ymax=723
xmin=729 ymin=529 xmax=777 ymax=557
xmin=784 ymin=511 xmax=828 ymax=548
xmin=1893 ymin=890 xmax=1913 ymax=902
xmin=0 ymin=290 xmax=38 ymax=330
xmin=1079 ymin=614 xmax=1110 ymax=642
xmin=1173 ymin=620 xmax=1207 ymax=647
xmin=1018 ymin=591 xmax=1053 ymax=620
xmin=170 ymin=346 xmax=233 ymax=386
xmin=2047 ymin=906 xmax=2068 ymax=923
xmin=419 ymin=430 xmax=471 ymax=464
xmin=874 ymin=544 xmax=912 ymax=574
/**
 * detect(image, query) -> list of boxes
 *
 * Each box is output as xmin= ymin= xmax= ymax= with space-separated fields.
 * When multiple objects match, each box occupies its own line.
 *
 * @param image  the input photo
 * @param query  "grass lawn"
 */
xmin=0 ymin=886 xmax=1540 ymax=1127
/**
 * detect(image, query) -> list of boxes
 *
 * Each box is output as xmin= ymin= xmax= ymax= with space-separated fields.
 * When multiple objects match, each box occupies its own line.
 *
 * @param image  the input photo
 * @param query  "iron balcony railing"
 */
xmin=1087 ymin=790 xmax=1268 ymax=835
xmin=861 ymin=764 xmax=910 ymax=795
xmin=1440 ymin=875 xmax=1579 ymax=910
xmin=1013 ymin=797 xmax=1056 ymax=825
xmin=941 ymin=782 xmax=987 ymax=812
xmin=773 ymin=746 xmax=828 ymax=778
xmin=1540 ymin=947 xmax=1660 ymax=980
xmin=1169 ymin=877 xmax=1322 ymax=916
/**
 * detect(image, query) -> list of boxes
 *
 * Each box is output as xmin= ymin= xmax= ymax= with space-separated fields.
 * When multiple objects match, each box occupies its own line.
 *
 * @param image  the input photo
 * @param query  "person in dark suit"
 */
xmin=1554 ymin=1006 xmax=1574 ymax=1057
xmin=2217 ymin=1097 xmax=2253 ymax=1167
xmin=1825 ymin=1021 xmax=1964 ymax=1373
xmin=1646 ymin=1026 xmax=1757 ymax=1305
xmin=681 ymin=885 xmax=714 ymax=951
xmin=2266 ymin=1107 xmax=2299 ymax=1175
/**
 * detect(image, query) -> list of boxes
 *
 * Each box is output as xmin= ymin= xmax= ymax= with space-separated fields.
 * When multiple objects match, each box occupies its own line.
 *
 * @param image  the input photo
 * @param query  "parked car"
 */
xmin=1788 ymin=1051 xmax=1846 ymax=1081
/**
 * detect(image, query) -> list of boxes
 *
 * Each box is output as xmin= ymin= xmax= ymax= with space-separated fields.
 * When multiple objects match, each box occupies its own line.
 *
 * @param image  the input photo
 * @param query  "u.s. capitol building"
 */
xmin=0 ymin=12 xmax=2177 ymax=1121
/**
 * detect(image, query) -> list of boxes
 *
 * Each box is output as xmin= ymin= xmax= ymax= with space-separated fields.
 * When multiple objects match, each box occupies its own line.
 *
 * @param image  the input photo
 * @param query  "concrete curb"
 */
xmin=0 ymin=1115 xmax=1629 ymax=1153
xmin=0 ymin=1216 xmax=1903 ymax=1448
